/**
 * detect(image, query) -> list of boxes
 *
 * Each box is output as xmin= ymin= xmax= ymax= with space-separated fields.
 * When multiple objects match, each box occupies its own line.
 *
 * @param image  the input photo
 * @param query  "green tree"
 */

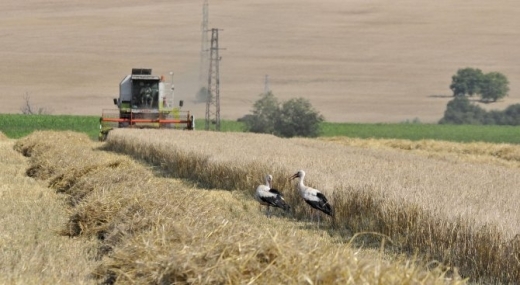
xmin=499 ymin=104 xmax=520 ymax=125
xmin=275 ymin=98 xmax=324 ymax=138
xmin=439 ymin=96 xmax=486 ymax=124
xmin=449 ymin=68 xmax=484 ymax=97
xmin=479 ymin=72 xmax=509 ymax=102
xmin=483 ymin=110 xmax=503 ymax=125
xmin=244 ymin=92 xmax=280 ymax=134
xmin=242 ymin=93 xmax=324 ymax=137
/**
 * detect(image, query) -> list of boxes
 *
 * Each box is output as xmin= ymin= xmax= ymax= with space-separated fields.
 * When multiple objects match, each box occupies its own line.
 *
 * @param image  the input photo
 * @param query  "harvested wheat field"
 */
xmin=2 ymin=130 xmax=472 ymax=284
xmin=0 ymin=134 xmax=98 ymax=284
xmin=1 ymin=0 xmax=520 ymax=123
xmin=6 ymin=129 xmax=520 ymax=283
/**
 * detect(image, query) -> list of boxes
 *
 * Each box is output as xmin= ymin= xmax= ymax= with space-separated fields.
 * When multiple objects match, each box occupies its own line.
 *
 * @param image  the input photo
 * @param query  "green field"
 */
xmin=320 ymin=122 xmax=520 ymax=143
xmin=0 ymin=114 xmax=100 ymax=140
xmin=2 ymin=114 xmax=520 ymax=144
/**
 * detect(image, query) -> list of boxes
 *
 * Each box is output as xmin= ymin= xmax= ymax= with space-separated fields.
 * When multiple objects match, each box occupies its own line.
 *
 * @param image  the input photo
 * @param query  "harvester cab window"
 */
xmin=132 ymin=80 xmax=159 ymax=109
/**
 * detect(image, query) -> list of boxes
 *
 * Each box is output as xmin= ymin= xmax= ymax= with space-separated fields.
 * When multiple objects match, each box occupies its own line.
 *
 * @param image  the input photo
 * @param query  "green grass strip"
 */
xmin=2 ymin=114 xmax=520 ymax=144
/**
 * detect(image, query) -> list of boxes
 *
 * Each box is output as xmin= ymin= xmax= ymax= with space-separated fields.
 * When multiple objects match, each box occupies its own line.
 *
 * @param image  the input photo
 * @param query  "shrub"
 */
xmin=243 ymin=93 xmax=324 ymax=138
xmin=275 ymin=98 xmax=324 ymax=138
xmin=439 ymin=96 xmax=486 ymax=124
xmin=440 ymin=98 xmax=520 ymax=126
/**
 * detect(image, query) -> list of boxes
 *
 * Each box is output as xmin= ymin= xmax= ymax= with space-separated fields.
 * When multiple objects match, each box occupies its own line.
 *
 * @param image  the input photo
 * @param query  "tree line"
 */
xmin=441 ymin=67 xmax=520 ymax=125
xmin=231 ymin=66 xmax=516 ymax=136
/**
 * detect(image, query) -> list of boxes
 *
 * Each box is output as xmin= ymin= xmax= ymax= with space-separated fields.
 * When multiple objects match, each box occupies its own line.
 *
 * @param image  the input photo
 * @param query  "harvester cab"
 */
xmin=99 ymin=68 xmax=194 ymax=141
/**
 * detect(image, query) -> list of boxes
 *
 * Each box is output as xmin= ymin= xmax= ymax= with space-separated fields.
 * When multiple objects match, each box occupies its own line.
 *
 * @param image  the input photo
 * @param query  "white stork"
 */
xmin=290 ymin=170 xmax=333 ymax=226
xmin=255 ymin=174 xmax=290 ymax=218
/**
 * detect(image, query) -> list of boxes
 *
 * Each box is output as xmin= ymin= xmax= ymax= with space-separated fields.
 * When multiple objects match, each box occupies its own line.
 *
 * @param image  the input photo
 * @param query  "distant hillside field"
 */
xmin=1 ymin=0 xmax=519 ymax=123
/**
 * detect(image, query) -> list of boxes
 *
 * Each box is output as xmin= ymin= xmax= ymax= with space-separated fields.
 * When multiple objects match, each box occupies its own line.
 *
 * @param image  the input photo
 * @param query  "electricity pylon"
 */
xmin=205 ymin=28 xmax=223 ymax=131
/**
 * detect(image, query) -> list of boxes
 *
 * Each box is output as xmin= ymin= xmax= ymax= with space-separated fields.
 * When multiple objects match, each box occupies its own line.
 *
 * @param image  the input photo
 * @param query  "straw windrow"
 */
xmin=9 ymin=130 xmax=468 ymax=284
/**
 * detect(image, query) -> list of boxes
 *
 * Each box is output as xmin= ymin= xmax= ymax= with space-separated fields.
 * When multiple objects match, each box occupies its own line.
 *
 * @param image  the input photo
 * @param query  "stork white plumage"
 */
xmin=290 ymin=170 xmax=333 ymax=227
xmin=255 ymin=174 xmax=290 ymax=218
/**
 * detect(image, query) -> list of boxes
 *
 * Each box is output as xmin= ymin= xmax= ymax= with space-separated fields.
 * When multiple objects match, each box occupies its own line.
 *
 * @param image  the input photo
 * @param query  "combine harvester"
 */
xmin=99 ymin=68 xmax=194 ymax=141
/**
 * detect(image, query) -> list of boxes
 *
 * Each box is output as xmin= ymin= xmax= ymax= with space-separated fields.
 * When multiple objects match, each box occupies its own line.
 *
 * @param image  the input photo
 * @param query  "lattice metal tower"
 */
xmin=205 ymin=28 xmax=222 ymax=131
xmin=199 ymin=0 xmax=209 ymax=86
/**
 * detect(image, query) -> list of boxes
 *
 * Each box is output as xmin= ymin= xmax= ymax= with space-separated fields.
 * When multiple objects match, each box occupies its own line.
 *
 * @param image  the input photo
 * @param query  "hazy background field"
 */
xmin=1 ymin=0 xmax=519 ymax=123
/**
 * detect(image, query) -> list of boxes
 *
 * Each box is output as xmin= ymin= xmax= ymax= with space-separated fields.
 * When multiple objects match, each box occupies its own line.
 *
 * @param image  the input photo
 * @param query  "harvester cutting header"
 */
xmin=99 ymin=68 xmax=194 ymax=141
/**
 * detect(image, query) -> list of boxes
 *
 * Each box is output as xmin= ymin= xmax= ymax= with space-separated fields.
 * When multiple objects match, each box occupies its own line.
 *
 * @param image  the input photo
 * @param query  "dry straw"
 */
xmin=10 ymin=130 xmax=466 ymax=284
xmin=0 ymin=131 xmax=8 ymax=141
xmin=100 ymin=128 xmax=520 ymax=283
xmin=1 ymin=132 xmax=98 ymax=284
